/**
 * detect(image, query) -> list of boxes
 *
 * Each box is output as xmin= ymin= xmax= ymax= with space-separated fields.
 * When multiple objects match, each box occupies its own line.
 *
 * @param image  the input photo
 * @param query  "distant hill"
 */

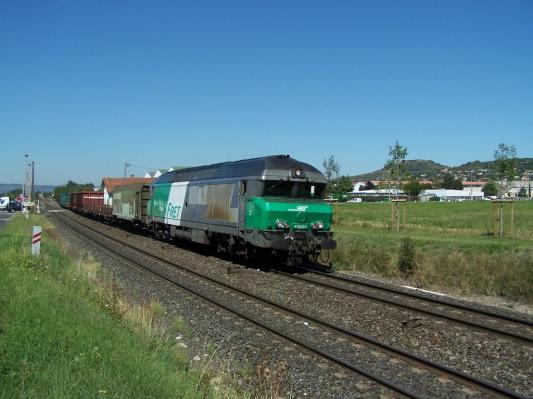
xmin=352 ymin=159 xmax=447 ymax=180
xmin=352 ymin=158 xmax=533 ymax=181
xmin=0 ymin=184 xmax=57 ymax=194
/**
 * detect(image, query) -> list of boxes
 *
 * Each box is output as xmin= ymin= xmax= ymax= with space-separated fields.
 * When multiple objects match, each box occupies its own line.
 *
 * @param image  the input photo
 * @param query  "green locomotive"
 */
xmin=147 ymin=155 xmax=336 ymax=264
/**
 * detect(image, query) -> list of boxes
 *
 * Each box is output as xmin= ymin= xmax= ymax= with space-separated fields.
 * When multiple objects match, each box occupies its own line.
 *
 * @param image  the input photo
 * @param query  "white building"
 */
xmin=420 ymin=189 xmax=484 ymax=201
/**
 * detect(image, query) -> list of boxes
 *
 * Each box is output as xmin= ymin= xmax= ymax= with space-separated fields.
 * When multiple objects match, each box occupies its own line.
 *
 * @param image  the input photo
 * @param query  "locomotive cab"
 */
xmin=241 ymin=178 xmax=336 ymax=262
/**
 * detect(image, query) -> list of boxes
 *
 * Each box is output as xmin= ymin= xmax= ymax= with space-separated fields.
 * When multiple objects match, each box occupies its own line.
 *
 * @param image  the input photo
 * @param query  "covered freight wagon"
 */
xmin=58 ymin=192 xmax=71 ymax=208
xmin=112 ymin=183 xmax=151 ymax=225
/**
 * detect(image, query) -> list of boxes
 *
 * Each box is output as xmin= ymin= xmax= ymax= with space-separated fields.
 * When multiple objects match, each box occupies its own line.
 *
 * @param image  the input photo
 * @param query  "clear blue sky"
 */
xmin=1 ymin=0 xmax=532 ymax=185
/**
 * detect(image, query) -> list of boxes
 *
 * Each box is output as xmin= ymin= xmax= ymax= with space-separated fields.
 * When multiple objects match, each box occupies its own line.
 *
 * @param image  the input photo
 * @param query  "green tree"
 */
xmin=403 ymin=179 xmax=423 ymax=198
xmin=517 ymin=187 xmax=527 ymax=198
xmin=482 ymin=182 xmax=497 ymax=197
xmin=8 ymin=188 xmax=22 ymax=200
xmin=322 ymin=155 xmax=340 ymax=183
xmin=333 ymin=175 xmax=354 ymax=197
xmin=384 ymin=141 xmax=408 ymax=198
xmin=53 ymin=181 xmax=95 ymax=197
xmin=360 ymin=180 xmax=376 ymax=191
xmin=493 ymin=143 xmax=517 ymax=196
xmin=441 ymin=174 xmax=463 ymax=190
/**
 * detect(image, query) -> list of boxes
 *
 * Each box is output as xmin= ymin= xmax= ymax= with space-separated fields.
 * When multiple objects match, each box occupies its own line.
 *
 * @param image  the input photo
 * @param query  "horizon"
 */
xmin=2 ymin=1 xmax=532 ymax=185
xmin=2 ymin=155 xmax=532 ymax=187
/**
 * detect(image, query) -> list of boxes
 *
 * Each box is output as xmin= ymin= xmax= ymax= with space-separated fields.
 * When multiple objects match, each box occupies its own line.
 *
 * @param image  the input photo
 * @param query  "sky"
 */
xmin=1 ymin=0 xmax=532 ymax=185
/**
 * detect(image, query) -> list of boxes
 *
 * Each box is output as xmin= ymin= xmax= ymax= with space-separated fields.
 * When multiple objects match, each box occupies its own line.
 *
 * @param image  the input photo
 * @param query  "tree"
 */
xmin=518 ymin=187 xmax=527 ymax=198
xmin=384 ymin=141 xmax=408 ymax=198
xmin=403 ymin=179 xmax=423 ymax=198
xmin=334 ymin=175 xmax=354 ymax=197
xmin=8 ymin=188 xmax=22 ymax=200
xmin=53 ymin=181 xmax=95 ymax=197
xmin=482 ymin=182 xmax=497 ymax=197
xmin=441 ymin=174 xmax=463 ymax=190
xmin=493 ymin=143 xmax=517 ymax=196
xmin=322 ymin=155 xmax=340 ymax=183
xmin=361 ymin=180 xmax=376 ymax=191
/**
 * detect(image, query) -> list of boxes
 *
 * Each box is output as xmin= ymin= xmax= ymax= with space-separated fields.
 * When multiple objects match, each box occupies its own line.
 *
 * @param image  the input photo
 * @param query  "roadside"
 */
xmin=0 ymin=214 xmax=242 ymax=398
xmin=0 ymin=211 xmax=14 ymax=231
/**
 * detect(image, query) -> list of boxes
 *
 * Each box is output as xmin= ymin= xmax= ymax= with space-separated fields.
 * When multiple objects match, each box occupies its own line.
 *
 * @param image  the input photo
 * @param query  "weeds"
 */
xmin=398 ymin=237 xmax=416 ymax=276
xmin=331 ymin=202 xmax=533 ymax=303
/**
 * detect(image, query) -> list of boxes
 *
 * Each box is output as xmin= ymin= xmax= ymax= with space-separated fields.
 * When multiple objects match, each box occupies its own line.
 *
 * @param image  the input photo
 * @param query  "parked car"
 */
xmin=7 ymin=201 xmax=22 ymax=212
xmin=0 ymin=197 xmax=9 ymax=211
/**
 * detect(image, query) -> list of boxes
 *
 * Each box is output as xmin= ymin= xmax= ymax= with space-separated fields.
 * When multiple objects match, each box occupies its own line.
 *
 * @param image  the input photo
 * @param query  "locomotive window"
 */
xmin=263 ymin=181 xmax=293 ymax=197
xmin=262 ymin=181 xmax=326 ymax=199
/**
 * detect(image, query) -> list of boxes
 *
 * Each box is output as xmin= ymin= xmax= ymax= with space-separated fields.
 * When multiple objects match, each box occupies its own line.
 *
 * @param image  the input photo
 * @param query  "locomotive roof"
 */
xmin=155 ymin=155 xmax=328 ymax=184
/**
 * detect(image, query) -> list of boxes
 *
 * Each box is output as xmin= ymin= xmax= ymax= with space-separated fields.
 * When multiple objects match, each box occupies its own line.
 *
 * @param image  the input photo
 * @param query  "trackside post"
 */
xmin=32 ymin=226 xmax=41 ymax=257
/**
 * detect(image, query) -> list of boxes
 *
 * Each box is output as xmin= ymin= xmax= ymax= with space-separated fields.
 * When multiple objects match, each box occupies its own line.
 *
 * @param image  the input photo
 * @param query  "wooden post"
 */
xmin=499 ymin=202 xmax=504 ymax=239
xmin=491 ymin=200 xmax=515 ymax=238
xmin=391 ymin=199 xmax=406 ymax=232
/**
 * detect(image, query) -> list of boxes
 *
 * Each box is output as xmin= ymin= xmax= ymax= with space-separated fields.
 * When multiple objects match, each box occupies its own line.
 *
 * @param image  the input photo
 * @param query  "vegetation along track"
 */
xmin=275 ymin=265 xmax=533 ymax=345
xmin=50 ymin=209 xmax=528 ymax=399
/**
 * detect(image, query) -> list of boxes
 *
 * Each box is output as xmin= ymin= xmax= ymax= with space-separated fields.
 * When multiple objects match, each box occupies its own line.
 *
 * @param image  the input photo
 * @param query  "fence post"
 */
xmin=32 ymin=226 xmax=41 ymax=256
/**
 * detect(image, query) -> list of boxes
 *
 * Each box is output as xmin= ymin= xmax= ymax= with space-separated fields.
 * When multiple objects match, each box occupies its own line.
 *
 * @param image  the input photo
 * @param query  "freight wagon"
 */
xmin=112 ymin=183 xmax=151 ymax=225
xmin=58 ymin=193 xmax=71 ymax=208
xmin=70 ymin=191 xmax=112 ymax=218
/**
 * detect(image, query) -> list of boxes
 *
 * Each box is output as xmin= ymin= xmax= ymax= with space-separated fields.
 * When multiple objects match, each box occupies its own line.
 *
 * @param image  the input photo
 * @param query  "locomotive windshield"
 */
xmin=262 ymin=181 xmax=326 ymax=199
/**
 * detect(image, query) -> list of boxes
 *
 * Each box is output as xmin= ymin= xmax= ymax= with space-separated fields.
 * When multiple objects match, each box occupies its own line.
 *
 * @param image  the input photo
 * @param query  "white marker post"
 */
xmin=32 ymin=226 xmax=41 ymax=257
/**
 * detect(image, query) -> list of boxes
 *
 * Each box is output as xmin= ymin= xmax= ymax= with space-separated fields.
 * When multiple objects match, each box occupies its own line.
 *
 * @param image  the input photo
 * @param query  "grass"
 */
xmin=331 ymin=201 xmax=533 ymax=303
xmin=0 ymin=214 xmax=241 ymax=398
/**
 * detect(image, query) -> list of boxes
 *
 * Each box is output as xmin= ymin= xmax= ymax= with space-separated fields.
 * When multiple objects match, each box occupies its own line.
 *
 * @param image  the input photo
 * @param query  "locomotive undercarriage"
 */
xmin=152 ymin=221 xmax=334 ymax=265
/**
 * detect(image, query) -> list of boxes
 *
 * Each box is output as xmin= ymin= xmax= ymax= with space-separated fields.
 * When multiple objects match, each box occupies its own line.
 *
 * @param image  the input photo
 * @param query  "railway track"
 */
xmin=275 ymin=265 xmax=533 ymax=345
xmin=51 ymin=209 xmax=528 ymax=399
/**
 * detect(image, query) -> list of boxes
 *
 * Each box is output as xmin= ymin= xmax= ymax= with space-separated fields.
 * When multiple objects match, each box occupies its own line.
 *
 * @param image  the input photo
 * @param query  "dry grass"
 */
xmin=331 ymin=202 xmax=533 ymax=303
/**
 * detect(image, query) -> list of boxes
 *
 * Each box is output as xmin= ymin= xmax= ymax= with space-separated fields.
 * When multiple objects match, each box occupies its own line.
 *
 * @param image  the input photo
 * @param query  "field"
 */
xmin=331 ymin=201 xmax=533 ymax=303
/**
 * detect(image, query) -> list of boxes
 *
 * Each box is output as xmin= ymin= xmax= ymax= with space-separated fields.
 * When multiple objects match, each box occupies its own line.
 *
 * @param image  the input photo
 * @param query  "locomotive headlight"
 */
xmin=275 ymin=219 xmax=290 ymax=230
xmin=311 ymin=221 xmax=325 ymax=231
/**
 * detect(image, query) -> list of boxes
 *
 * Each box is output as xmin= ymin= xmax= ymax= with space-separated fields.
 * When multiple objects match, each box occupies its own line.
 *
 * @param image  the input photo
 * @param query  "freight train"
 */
xmin=58 ymin=155 xmax=336 ymax=264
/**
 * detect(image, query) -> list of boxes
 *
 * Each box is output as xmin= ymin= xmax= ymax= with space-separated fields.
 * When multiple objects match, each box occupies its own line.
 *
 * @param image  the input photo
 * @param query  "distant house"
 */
xmin=144 ymin=169 xmax=168 ymax=178
xmin=420 ymin=189 xmax=484 ymax=201
xmin=349 ymin=188 xmax=404 ymax=199
xmin=144 ymin=166 xmax=188 ymax=179
xmin=101 ymin=177 xmax=154 ymax=205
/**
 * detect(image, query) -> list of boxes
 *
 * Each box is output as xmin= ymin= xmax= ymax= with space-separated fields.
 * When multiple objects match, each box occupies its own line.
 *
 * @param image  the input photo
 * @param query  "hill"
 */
xmin=352 ymin=160 xmax=447 ymax=180
xmin=0 ymin=184 xmax=57 ymax=194
xmin=353 ymin=158 xmax=533 ymax=181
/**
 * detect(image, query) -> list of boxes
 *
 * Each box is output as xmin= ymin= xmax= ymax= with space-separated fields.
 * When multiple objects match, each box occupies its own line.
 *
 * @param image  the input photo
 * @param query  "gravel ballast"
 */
xmin=48 ymin=209 xmax=532 ymax=398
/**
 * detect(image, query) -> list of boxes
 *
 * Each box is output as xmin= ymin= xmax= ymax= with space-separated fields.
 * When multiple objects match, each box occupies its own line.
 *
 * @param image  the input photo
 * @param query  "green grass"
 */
xmin=0 ymin=215 xmax=221 ymax=398
xmin=331 ymin=201 xmax=533 ymax=303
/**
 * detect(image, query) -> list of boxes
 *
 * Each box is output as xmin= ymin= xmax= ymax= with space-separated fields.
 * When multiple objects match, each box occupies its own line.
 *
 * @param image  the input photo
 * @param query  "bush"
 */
xmin=398 ymin=237 xmax=416 ymax=275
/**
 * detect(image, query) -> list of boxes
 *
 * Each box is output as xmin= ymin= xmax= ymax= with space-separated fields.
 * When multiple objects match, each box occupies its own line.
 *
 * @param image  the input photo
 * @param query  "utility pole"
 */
xmin=470 ymin=170 xmax=473 ymax=200
xmin=124 ymin=161 xmax=129 ymax=178
xmin=23 ymin=154 xmax=28 ymax=200
xmin=31 ymin=161 xmax=35 ymax=203
xmin=527 ymin=172 xmax=531 ymax=200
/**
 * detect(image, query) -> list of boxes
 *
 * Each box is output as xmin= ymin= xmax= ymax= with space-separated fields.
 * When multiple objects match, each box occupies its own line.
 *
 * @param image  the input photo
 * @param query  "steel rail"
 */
xmin=54 ymin=211 xmax=527 ymax=399
xmin=275 ymin=269 xmax=533 ymax=345
xmin=296 ymin=264 xmax=533 ymax=327
xmin=53 ymin=212 xmax=421 ymax=399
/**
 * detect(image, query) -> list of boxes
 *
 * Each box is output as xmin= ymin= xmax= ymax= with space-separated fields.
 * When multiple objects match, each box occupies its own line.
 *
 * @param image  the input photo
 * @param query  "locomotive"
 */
xmin=60 ymin=155 xmax=336 ymax=264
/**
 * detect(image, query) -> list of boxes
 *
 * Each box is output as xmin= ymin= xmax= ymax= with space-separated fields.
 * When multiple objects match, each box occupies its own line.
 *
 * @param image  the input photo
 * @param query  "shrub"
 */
xmin=398 ymin=237 xmax=416 ymax=275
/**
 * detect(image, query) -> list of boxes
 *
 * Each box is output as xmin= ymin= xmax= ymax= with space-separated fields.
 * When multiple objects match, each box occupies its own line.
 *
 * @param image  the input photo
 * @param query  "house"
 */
xmin=144 ymin=166 xmax=188 ymax=179
xmin=420 ymin=189 xmax=484 ymax=201
xmin=101 ymin=177 xmax=154 ymax=205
